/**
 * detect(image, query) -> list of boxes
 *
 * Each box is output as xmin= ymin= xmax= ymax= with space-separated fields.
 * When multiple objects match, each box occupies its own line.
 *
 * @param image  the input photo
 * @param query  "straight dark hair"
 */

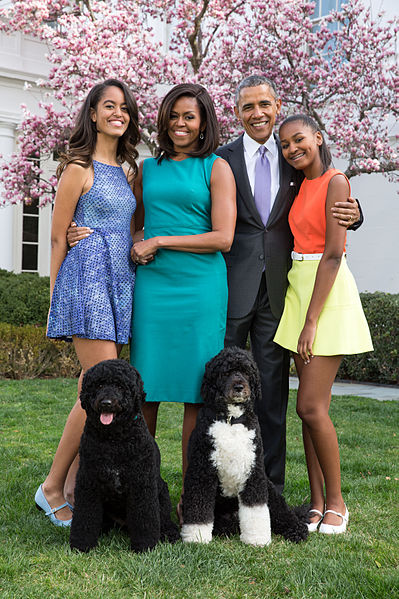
xmin=279 ymin=114 xmax=332 ymax=173
xmin=56 ymin=79 xmax=140 ymax=181
xmin=156 ymin=83 xmax=219 ymax=163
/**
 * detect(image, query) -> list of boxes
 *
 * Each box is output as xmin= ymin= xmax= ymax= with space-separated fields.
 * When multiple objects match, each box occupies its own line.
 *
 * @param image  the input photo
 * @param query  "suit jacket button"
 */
xmin=259 ymin=254 xmax=264 ymax=260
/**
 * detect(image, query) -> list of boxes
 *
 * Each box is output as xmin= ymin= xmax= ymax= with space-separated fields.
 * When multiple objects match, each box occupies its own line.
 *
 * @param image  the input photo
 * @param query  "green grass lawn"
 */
xmin=0 ymin=379 xmax=398 ymax=599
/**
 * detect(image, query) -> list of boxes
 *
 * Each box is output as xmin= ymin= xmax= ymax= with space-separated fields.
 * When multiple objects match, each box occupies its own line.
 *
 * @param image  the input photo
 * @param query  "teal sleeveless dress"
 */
xmin=130 ymin=155 xmax=227 ymax=403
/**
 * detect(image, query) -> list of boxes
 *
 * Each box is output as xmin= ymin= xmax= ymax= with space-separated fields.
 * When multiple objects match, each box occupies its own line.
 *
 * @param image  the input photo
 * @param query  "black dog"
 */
xmin=70 ymin=359 xmax=179 ymax=553
xmin=181 ymin=347 xmax=309 ymax=545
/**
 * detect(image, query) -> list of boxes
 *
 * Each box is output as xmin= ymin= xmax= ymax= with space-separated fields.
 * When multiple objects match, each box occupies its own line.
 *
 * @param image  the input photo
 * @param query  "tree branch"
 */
xmin=203 ymin=1 xmax=246 ymax=60
xmin=188 ymin=0 xmax=210 ymax=73
xmin=81 ymin=0 xmax=96 ymax=22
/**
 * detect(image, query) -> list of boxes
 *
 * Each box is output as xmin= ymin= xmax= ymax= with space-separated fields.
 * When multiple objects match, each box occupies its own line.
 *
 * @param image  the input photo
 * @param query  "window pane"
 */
xmin=321 ymin=0 xmax=337 ymax=16
xmin=311 ymin=0 xmax=320 ymax=19
xmin=23 ymin=215 xmax=39 ymax=242
xmin=327 ymin=20 xmax=338 ymax=31
xmin=23 ymin=200 xmax=39 ymax=215
xmin=22 ymin=244 xmax=38 ymax=271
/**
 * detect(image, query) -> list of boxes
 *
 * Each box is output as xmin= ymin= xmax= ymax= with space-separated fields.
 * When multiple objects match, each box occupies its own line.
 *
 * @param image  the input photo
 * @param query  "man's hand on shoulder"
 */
xmin=331 ymin=196 xmax=361 ymax=229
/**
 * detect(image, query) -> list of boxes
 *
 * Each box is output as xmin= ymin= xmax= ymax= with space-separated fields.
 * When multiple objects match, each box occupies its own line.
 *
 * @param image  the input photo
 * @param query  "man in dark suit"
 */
xmin=216 ymin=75 xmax=361 ymax=493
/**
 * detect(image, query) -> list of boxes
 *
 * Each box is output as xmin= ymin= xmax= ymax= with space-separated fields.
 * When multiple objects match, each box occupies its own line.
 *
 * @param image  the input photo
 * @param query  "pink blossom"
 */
xmin=0 ymin=0 xmax=397 ymax=205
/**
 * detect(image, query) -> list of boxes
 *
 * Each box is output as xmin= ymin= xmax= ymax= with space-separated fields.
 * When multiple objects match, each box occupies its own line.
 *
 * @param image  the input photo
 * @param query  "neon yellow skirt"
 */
xmin=274 ymin=257 xmax=373 ymax=356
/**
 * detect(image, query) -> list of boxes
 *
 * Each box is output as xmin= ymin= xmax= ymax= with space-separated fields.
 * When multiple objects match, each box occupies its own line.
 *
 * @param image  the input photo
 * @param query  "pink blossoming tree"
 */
xmin=0 ymin=0 xmax=397 ymax=206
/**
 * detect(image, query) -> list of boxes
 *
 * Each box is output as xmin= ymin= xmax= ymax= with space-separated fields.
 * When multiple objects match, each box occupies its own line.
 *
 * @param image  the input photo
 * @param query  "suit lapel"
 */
xmin=227 ymin=135 xmax=264 ymax=226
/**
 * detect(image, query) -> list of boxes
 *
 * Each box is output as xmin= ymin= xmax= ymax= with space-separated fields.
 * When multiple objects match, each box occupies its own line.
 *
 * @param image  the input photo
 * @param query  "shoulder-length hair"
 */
xmin=279 ymin=113 xmax=332 ymax=173
xmin=56 ymin=79 xmax=140 ymax=180
xmin=156 ymin=83 xmax=219 ymax=163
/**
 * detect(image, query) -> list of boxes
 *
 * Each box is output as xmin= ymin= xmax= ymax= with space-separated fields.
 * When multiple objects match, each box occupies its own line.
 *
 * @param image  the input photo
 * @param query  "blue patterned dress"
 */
xmin=47 ymin=160 xmax=136 ymax=344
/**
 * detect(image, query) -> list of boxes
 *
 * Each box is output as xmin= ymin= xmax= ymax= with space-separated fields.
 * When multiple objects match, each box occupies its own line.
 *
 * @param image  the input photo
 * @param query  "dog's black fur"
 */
xmin=181 ymin=347 xmax=309 ymax=545
xmin=70 ymin=359 xmax=179 ymax=553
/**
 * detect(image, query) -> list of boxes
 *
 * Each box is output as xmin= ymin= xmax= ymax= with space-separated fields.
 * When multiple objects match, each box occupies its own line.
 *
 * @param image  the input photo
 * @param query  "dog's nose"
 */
xmin=100 ymin=398 xmax=113 ymax=408
xmin=233 ymin=383 xmax=244 ymax=392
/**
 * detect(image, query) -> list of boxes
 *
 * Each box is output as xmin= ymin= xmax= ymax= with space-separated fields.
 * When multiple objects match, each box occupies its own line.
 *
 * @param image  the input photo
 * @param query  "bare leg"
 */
xmin=40 ymin=339 xmax=120 ymax=521
xmin=64 ymin=455 xmax=80 ymax=507
xmin=176 ymin=403 xmax=201 ymax=524
xmin=295 ymin=355 xmax=345 ymax=526
xmin=142 ymin=402 xmax=160 ymax=438
xmin=182 ymin=403 xmax=201 ymax=482
xmin=63 ymin=370 xmax=84 ymax=507
xmin=294 ymin=355 xmax=326 ymax=523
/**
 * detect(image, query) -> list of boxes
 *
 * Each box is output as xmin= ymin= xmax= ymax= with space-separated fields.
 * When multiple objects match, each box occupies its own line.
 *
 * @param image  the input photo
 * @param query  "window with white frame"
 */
xmin=311 ymin=0 xmax=343 ymax=57
xmin=311 ymin=0 xmax=342 ymax=20
xmin=21 ymin=156 xmax=40 ymax=272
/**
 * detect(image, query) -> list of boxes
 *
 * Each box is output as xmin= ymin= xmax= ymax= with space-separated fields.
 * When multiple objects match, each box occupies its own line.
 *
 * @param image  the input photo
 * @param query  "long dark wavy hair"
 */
xmin=156 ymin=83 xmax=220 ymax=163
xmin=279 ymin=114 xmax=332 ymax=173
xmin=56 ymin=79 xmax=140 ymax=180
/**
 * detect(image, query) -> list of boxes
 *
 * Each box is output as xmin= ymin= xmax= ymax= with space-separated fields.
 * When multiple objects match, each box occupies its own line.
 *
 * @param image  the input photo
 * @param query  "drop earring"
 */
xmin=199 ymin=132 xmax=204 ymax=140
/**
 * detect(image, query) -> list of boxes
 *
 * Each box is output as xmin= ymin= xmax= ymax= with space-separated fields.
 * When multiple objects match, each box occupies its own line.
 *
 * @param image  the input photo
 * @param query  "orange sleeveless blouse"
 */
xmin=289 ymin=168 xmax=351 ymax=254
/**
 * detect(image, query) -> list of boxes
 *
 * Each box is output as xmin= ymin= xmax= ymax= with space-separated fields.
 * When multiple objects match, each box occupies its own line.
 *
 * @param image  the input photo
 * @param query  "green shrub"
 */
xmin=0 ymin=269 xmax=49 ymax=326
xmin=338 ymin=292 xmax=399 ymax=385
xmin=0 ymin=322 xmax=130 ymax=379
xmin=0 ymin=322 xmax=80 ymax=379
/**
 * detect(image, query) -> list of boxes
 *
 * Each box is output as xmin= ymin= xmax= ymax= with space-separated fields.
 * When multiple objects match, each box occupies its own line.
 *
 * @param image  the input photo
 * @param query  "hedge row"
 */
xmin=0 ymin=271 xmax=397 ymax=384
xmin=338 ymin=292 xmax=398 ymax=386
xmin=0 ymin=269 xmax=49 ymax=327
xmin=0 ymin=323 xmax=130 ymax=380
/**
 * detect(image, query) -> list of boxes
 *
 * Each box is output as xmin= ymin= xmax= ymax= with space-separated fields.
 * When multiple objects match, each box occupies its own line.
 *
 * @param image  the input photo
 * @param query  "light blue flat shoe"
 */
xmin=35 ymin=485 xmax=72 ymax=527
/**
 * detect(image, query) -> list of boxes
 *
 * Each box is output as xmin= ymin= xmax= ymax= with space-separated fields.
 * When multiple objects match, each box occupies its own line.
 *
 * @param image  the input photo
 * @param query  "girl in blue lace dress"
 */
xmin=35 ymin=80 xmax=139 ymax=527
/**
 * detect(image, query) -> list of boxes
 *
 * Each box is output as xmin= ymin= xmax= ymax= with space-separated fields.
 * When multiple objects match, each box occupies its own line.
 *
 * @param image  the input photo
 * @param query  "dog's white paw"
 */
xmin=238 ymin=503 xmax=271 ymax=546
xmin=180 ymin=522 xmax=213 ymax=544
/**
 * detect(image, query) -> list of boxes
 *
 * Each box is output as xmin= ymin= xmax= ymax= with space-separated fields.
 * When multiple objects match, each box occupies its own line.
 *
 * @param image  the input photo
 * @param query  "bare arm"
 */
xmin=50 ymin=164 xmax=90 ymax=297
xmin=131 ymin=158 xmax=236 ymax=264
xmin=297 ymin=174 xmax=349 ymax=363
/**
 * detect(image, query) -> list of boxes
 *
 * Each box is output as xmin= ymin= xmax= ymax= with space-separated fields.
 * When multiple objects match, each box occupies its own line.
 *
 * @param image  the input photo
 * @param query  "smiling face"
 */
xmin=279 ymin=120 xmax=323 ymax=178
xmin=234 ymin=84 xmax=282 ymax=144
xmin=90 ymin=85 xmax=130 ymax=138
xmin=167 ymin=95 xmax=203 ymax=156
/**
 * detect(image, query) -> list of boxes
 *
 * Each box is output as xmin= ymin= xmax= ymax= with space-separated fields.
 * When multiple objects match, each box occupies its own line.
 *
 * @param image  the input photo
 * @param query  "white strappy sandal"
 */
xmin=319 ymin=506 xmax=349 ymax=534
xmin=307 ymin=508 xmax=324 ymax=532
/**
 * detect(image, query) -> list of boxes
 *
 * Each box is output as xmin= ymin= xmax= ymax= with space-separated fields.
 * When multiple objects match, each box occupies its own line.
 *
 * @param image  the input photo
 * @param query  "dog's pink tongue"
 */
xmin=100 ymin=413 xmax=114 ymax=425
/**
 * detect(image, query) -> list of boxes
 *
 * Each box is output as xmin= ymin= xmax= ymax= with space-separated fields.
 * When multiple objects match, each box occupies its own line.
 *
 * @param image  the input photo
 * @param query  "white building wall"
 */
xmin=0 ymin=28 xmax=53 ymax=275
xmin=346 ymin=173 xmax=398 ymax=293
xmin=0 ymin=119 xmax=16 ymax=271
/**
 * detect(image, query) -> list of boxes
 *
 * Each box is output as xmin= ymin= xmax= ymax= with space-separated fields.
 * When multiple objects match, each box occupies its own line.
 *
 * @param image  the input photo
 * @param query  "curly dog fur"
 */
xmin=70 ymin=359 xmax=179 ymax=553
xmin=181 ymin=347 xmax=309 ymax=545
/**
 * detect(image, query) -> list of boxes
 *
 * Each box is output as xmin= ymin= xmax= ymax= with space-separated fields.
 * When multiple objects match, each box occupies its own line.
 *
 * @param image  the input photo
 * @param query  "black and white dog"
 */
xmin=181 ymin=347 xmax=309 ymax=546
xmin=70 ymin=359 xmax=179 ymax=553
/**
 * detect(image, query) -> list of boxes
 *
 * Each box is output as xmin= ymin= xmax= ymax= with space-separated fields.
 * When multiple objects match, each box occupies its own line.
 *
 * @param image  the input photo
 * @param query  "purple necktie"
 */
xmin=254 ymin=145 xmax=271 ymax=225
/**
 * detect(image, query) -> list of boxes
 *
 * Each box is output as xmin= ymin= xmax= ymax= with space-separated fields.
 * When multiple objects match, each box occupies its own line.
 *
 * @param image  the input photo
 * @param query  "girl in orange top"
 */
xmin=274 ymin=114 xmax=372 ymax=534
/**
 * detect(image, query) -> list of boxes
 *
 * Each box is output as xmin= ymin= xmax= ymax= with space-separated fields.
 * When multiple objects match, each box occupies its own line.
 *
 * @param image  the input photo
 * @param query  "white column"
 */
xmin=0 ymin=119 xmax=17 ymax=272
xmin=38 ymin=202 xmax=52 ymax=276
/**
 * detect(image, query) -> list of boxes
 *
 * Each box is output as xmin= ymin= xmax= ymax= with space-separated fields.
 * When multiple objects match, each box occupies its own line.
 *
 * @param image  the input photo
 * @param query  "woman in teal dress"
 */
xmin=130 ymin=84 xmax=236 ymax=519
